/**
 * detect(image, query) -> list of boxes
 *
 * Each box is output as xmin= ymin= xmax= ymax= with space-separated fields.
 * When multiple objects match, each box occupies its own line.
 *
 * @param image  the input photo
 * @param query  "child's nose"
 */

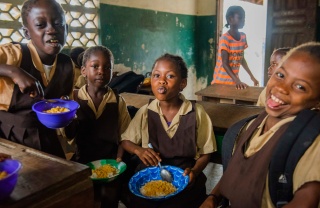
xmin=159 ymin=80 xmax=166 ymax=85
xmin=46 ymin=25 xmax=57 ymax=34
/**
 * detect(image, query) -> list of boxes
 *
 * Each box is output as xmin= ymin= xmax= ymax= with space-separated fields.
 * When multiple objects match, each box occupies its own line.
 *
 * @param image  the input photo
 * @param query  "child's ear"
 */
xmin=180 ymin=78 xmax=187 ymax=91
xmin=81 ymin=66 xmax=86 ymax=77
xmin=22 ymin=27 xmax=31 ymax=40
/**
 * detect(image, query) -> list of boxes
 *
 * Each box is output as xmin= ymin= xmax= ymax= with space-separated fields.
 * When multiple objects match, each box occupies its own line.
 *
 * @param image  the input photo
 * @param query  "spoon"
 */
xmin=148 ymin=143 xmax=173 ymax=183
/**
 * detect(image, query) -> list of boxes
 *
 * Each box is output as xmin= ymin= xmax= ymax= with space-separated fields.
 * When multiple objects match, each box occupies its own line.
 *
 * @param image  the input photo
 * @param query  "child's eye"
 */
xmin=275 ymin=72 xmax=284 ymax=78
xmin=152 ymin=74 xmax=160 ymax=78
xmin=166 ymin=74 xmax=175 ymax=79
xmin=295 ymin=84 xmax=306 ymax=91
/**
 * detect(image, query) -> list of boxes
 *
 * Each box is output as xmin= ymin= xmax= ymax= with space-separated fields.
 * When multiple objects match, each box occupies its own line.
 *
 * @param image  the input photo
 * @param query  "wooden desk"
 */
xmin=120 ymin=93 xmax=264 ymax=130
xmin=195 ymin=84 xmax=264 ymax=105
xmin=0 ymin=139 xmax=94 ymax=208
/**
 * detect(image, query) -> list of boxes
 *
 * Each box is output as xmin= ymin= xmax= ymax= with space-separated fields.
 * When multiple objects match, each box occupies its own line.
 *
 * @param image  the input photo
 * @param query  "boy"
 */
xmin=0 ymin=0 xmax=74 ymax=158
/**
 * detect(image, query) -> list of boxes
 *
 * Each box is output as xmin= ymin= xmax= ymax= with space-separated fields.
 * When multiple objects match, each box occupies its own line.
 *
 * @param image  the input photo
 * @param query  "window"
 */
xmin=0 ymin=0 xmax=99 ymax=48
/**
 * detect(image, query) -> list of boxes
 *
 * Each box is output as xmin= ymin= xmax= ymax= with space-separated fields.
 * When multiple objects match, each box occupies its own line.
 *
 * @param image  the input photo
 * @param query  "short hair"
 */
xmin=82 ymin=45 xmax=114 ymax=68
xmin=282 ymin=42 xmax=320 ymax=65
xmin=21 ymin=0 xmax=65 ymax=26
xmin=70 ymin=47 xmax=85 ymax=67
xmin=272 ymin=47 xmax=291 ymax=58
xmin=152 ymin=53 xmax=188 ymax=79
xmin=225 ymin=6 xmax=245 ymax=28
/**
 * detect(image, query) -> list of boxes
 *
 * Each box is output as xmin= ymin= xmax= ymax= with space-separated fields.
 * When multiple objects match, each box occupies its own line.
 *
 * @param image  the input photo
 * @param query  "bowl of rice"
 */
xmin=87 ymin=159 xmax=127 ymax=183
xmin=128 ymin=165 xmax=189 ymax=201
xmin=32 ymin=99 xmax=79 ymax=129
xmin=0 ymin=159 xmax=22 ymax=200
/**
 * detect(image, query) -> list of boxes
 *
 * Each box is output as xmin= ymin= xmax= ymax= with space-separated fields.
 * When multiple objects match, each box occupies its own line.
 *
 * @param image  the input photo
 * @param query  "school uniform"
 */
xmin=0 ymin=41 xmax=74 ymax=158
xmin=256 ymin=87 xmax=266 ymax=107
xmin=121 ymin=94 xmax=216 ymax=208
xmin=72 ymin=85 xmax=131 ymax=164
xmin=219 ymin=111 xmax=320 ymax=208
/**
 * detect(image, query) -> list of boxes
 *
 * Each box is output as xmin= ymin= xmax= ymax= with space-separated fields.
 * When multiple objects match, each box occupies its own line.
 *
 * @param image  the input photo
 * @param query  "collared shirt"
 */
xmin=256 ymin=87 xmax=267 ymax=107
xmin=240 ymin=116 xmax=320 ymax=208
xmin=0 ymin=41 xmax=75 ymax=111
xmin=121 ymin=94 xmax=216 ymax=158
xmin=78 ymin=85 xmax=131 ymax=138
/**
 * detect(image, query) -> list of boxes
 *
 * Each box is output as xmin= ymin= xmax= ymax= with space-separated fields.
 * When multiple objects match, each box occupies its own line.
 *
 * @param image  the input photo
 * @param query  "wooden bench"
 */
xmin=121 ymin=93 xmax=264 ymax=163
xmin=195 ymin=84 xmax=264 ymax=105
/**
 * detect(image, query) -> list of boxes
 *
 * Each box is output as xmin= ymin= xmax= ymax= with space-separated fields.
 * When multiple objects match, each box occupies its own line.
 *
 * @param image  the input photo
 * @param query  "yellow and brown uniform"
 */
xmin=0 ymin=42 xmax=74 ymax=158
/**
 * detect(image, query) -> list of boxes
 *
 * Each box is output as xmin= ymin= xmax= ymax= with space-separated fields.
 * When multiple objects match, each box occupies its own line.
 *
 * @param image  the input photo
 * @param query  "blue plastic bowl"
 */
xmin=129 ymin=165 xmax=189 ymax=201
xmin=32 ymin=99 xmax=79 ymax=129
xmin=0 ymin=159 xmax=22 ymax=200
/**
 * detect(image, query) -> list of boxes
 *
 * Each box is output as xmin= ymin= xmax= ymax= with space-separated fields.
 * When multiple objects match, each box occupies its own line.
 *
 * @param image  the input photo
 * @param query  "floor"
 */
xmin=118 ymin=162 xmax=223 ymax=208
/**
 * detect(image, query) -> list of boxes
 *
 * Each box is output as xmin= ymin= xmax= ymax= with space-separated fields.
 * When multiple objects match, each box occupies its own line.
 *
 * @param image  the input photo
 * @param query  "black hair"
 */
xmin=225 ymin=6 xmax=245 ymax=28
xmin=21 ymin=0 xmax=65 ymax=26
xmin=272 ymin=47 xmax=291 ymax=57
xmin=70 ymin=47 xmax=85 ymax=67
xmin=284 ymin=42 xmax=320 ymax=64
xmin=152 ymin=53 xmax=188 ymax=79
xmin=82 ymin=45 xmax=114 ymax=68
xmin=77 ymin=51 xmax=85 ymax=67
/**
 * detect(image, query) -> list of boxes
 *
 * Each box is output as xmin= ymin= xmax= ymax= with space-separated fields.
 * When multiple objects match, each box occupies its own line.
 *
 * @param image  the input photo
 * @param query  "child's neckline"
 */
xmin=227 ymin=31 xmax=242 ymax=41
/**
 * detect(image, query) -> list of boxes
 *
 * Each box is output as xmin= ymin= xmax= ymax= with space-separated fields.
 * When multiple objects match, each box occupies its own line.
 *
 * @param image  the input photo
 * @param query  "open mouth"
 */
xmin=157 ymin=86 xmax=167 ymax=94
xmin=46 ymin=39 xmax=60 ymax=46
xmin=267 ymin=94 xmax=286 ymax=108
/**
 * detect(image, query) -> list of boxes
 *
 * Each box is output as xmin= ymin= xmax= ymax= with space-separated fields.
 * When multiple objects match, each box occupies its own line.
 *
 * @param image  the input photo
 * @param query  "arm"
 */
xmin=241 ymin=58 xmax=259 ymax=86
xmin=183 ymin=153 xmax=211 ymax=187
xmin=221 ymin=50 xmax=248 ymax=89
xmin=121 ymin=140 xmax=161 ymax=166
xmin=0 ymin=64 xmax=44 ymax=98
xmin=200 ymin=180 xmax=223 ymax=208
xmin=284 ymin=181 xmax=320 ymax=208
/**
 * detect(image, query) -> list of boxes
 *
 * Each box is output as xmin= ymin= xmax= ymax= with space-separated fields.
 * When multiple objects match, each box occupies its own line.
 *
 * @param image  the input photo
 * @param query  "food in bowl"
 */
xmin=0 ymin=171 xmax=8 ymax=180
xmin=43 ymin=106 xmax=70 ymax=113
xmin=92 ymin=164 xmax=118 ymax=178
xmin=140 ymin=180 xmax=177 ymax=197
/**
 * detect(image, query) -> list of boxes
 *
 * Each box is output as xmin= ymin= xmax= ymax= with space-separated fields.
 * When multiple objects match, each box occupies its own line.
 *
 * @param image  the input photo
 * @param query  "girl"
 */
xmin=65 ymin=45 xmax=131 ymax=208
xmin=121 ymin=53 xmax=216 ymax=208
xmin=200 ymin=42 xmax=320 ymax=208
xmin=211 ymin=5 xmax=258 ymax=89
xmin=256 ymin=47 xmax=291 ymax=106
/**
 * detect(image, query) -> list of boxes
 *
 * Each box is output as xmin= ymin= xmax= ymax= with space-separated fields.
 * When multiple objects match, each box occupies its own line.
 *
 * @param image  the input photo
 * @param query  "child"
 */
xmin=211 ymin=5 xmax=259 ymax=89
xmin=256 ymin=47 xmax=291 ymax=106
xmin=200 ymin=42 xmax=320 ymax=208
xmin=0 ymin=0 xmax=74 ymax=158
xmin=121 ymin=53 xmax=216 ymax=208
xmin=65 ymin=45 xmax=131 ymax=208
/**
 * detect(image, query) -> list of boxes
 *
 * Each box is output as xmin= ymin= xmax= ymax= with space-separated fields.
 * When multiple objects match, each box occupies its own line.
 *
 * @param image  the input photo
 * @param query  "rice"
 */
xmin=140 ymin=180 xmax=177 ymax=197
xmin=92 ymin=164 xmax=118 ymax=178
xmin=43 ymin=106 xmax=70 ymax=113
xmin=0 ymin=171 xmax=8 ymax=180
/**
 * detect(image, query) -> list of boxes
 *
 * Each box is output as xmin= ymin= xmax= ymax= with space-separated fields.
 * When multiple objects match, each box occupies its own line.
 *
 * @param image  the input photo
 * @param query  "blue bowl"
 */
xmin=0 ymin=159 xmax=22 ymax=200
xmin=32 ymin=99 xmax=79 ymax=129
xmin=128 ymin=165 xmax=189 ymax=201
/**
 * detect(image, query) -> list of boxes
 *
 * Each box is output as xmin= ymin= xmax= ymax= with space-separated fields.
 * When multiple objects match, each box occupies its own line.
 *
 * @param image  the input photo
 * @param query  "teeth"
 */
xmin=271 ymin=95 xmax=285 ymax=104
xmin=49 ymin=40 xmax=58 ymax=43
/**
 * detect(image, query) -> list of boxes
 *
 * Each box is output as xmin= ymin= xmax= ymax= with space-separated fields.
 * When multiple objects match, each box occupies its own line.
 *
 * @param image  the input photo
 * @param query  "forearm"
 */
xmin=116 ymin=145 xmax=125 ymax=159
xmin=121 ymin=140 xmax=143 ymax=156
xmin=191 ymin=153 xmax=211 ymax=177
xmin=222 ymin=62 xmax=241 ymax=83
xmin=0 ymin=64 xmax=17 ymax=79
xmin=241 ymin=59 xmax=255 ymax=78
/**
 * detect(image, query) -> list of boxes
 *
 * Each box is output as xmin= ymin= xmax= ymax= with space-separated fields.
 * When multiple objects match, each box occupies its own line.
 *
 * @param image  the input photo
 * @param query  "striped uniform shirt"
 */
xmin=211 ymin=32 xmax=248 ymax=85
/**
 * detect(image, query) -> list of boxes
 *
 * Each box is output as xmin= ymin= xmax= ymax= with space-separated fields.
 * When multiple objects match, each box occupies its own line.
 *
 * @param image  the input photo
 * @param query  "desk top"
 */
xmin=120 ymin=93 xmax=264 ymax=130
xmin=195 ymin=84 xmax=264 ymax=102
xmin=0 ymin=139 xmax=92 ymax=207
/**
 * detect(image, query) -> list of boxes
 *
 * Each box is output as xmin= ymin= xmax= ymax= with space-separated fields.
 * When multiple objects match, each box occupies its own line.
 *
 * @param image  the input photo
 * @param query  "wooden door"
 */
xmin=264 ymin=0 xmax=318 ymax=83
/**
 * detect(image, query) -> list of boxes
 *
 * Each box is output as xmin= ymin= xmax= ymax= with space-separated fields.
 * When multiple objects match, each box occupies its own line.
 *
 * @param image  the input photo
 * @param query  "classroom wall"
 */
xmin=99 ymin=0 xmax=217 ymax=99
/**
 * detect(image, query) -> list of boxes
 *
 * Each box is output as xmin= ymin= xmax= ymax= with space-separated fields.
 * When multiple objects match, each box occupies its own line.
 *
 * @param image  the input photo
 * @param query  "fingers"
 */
xmin=0 ymin=153 xmax=11 ymax=162
xmin=140 ymin=148 xmax=161 ymax=166
xmin=27 ymin=81 xmax=44 ymax=98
